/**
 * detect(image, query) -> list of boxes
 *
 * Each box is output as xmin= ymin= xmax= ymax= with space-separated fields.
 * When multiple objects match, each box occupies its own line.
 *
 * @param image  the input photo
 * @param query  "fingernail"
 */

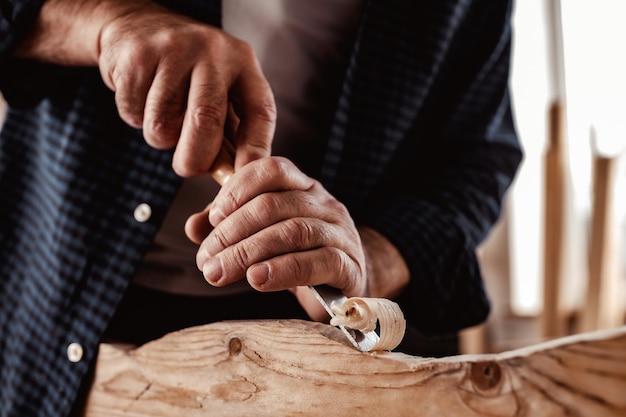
xmin=248 ymin=263 xmax=269 ymax=286
xmin=203 ymin=257 xmax=223 ymax=285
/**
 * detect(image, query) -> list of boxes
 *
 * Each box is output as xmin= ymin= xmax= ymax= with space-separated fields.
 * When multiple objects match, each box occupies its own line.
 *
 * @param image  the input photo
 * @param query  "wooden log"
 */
xmin=84 ymin=320 xmax=626 ymax=417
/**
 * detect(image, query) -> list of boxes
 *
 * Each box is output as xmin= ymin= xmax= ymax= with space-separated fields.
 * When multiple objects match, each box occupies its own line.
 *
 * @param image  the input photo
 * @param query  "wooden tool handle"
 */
xmin=208 ymin=139 xmax=236 ymax=186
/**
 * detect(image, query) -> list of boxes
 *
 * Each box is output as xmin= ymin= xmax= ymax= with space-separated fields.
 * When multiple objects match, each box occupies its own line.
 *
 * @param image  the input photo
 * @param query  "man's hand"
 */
xmin=196 ymin=157 xmax=367 ymax=294
xmin=185 ymin=157 xmax=411 ymax=321
xmin=16 ymin=0 xmax=276 ymax=176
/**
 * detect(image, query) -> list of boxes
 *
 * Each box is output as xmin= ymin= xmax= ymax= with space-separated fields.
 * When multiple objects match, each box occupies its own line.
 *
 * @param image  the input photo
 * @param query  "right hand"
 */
xmin=98 ymin=1 xmax=276 ymax=176
xmin=18 ymin=0 xmax=276 ymax=176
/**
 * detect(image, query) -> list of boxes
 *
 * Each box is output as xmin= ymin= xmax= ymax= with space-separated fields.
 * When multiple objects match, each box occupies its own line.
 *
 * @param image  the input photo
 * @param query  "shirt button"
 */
xmin=133 ymin=203 xmax=152 ymax=223
xmin=67 ymin=343 xmax=84 ymax=363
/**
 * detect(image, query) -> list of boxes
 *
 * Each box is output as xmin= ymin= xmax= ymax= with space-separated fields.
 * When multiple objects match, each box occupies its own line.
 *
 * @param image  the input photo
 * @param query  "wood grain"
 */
xmin=84 ymin=320 xmax=626 ymax=417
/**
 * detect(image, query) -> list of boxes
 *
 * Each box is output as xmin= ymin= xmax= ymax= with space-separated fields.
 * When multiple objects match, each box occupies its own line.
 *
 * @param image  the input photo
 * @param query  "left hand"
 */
xmin=185 ymin=156 xmax=368 ymax=321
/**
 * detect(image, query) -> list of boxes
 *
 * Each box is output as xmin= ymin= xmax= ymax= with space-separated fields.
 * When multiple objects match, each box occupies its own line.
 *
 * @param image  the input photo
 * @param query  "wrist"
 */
xmin=358 ymin=226 xmax=410 ymax=299
xmin=15 ymin=0 xmax=151 ymax=66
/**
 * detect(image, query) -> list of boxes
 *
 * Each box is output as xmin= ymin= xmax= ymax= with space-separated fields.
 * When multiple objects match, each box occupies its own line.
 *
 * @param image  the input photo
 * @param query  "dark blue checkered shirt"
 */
xmin=0 ymin=0 xmax=522 ymax=415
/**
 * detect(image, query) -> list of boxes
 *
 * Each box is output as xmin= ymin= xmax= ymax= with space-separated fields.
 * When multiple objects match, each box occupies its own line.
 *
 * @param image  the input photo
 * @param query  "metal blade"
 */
xmin=309 ymin=285 xmax=379 ymax=352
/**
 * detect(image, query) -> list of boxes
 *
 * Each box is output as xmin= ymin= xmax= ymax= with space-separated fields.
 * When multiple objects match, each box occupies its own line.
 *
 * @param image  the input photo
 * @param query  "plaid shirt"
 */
xmin=0 ymin=0 xmax=522 ymax=415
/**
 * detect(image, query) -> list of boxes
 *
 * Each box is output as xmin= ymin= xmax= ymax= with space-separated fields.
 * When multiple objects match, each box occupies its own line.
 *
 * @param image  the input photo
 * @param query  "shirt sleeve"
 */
xmin=362 ymin=0 xmax=522 ymax=334
xmin=0 ymin=0 xmax=51 ymax=106
xmin=0 ymin=0 xmax=45 ymax=57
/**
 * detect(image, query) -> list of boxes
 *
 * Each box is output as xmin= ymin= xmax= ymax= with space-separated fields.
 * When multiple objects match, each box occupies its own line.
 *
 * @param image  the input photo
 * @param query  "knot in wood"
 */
xmin=229 ymin=337 xmax=242 ymax=356
xmin=470 ymin=361 xmax=501 ymax=391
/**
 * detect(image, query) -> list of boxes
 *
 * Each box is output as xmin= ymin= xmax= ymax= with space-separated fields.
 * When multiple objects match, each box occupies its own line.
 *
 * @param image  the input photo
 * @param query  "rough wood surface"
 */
xmin=84 ymin=320 xmax=626 ymax=417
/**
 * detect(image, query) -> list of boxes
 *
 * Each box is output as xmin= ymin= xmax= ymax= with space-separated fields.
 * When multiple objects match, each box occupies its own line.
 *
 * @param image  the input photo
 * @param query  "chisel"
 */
xmin=207 ymin=139 xmax=379 ymax=351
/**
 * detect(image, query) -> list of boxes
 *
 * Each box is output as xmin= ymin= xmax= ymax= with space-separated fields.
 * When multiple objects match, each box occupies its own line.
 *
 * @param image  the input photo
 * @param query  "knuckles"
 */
xmin=278 ymin=218 xmax=319 ymax=249
xmin=188 ymin=102 xmax=226 ymax=132
xmin=143 ymin=118 xmax=181 ymax=150
xmin=256 ymin=156 xmax=297 ymax=181
xmin=251 ymin=96 xmax=278 ymax=126
xmin=99 ymin=13 xmax=275 ymax=179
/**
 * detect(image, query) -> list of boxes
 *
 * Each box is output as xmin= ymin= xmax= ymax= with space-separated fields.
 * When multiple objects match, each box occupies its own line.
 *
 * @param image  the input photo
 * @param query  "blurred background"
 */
xmin=468 ymin=0 xmax=626 ymax=353
xmin=1 ymin=0 xmax=624 ymax=354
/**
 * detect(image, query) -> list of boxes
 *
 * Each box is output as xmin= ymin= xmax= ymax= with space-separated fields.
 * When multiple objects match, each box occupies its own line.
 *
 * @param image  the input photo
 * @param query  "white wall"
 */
xmin=508 ymin=0 xmax=552 ymax=315
xmin=508 ymin=0 xmax=626 ymax=316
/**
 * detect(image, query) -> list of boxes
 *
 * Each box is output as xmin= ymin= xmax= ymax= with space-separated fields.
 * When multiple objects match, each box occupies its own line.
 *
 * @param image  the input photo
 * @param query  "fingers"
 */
xmin=172 ymin=63 xmax=228 ymax=177
xmin=197 ymin=217 xmax=365 ymax=297
xmin=98 ymin=10 xmax=276 ymax=177
xmin=194 ymin=158 xmax=365 ymax=297
xmin=142 ymin=56 xmax=189 ymax=149
xmin=198 ymin=215 xmax=331 ymax=271
xmin=184 ymin=203 xmax=213 ymax=244
xmin=200 ymin=188 xmax=333 ymax=259
xmin=208 ymin=157 xmax=316 ymax=226
xmin=166 ymin=46 xmax=275 ymax=177
xmin=246 ymin=247 xmax=360 ymax=294
xmin=229 ymin=57 xmax=276 ymax=168
xmin=198 ymin=216 xmax=328 ymax=280
xmin=104 ymin=43 xmax=155 ymax=129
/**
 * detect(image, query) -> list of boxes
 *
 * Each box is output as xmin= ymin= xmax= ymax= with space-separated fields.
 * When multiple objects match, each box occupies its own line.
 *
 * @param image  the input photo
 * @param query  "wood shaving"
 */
xmin=330 ymin=297 xmax=406 ymax=351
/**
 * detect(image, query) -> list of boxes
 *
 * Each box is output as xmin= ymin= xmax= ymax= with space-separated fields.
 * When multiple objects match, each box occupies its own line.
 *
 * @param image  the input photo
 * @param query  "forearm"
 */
xmin=14 ymin=0 xmax=151 ymax=66
xmin=358 ymin=226 xmax=409 ymax=299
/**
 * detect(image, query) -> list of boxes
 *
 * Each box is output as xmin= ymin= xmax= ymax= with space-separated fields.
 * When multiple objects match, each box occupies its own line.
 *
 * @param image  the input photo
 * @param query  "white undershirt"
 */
xmin=133 ymin=0 xmax=363 ymax=296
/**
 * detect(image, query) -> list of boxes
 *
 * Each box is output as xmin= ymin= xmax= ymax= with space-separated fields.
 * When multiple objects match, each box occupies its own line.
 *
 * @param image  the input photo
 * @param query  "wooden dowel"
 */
xmin=579 ymin=151 xmax=624 ymax=332
xmin=542 ymin=100 xmax=568 ymax=339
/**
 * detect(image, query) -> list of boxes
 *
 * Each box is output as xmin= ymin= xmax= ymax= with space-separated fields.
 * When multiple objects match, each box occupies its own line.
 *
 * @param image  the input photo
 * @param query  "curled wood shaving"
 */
xmin=329 ymin=297 xmax=406 ymax=351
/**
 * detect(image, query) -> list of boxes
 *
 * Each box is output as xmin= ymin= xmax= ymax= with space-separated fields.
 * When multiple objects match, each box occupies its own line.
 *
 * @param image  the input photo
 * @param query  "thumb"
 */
xmin=184 ymin=203 xmax=213 ymax=244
